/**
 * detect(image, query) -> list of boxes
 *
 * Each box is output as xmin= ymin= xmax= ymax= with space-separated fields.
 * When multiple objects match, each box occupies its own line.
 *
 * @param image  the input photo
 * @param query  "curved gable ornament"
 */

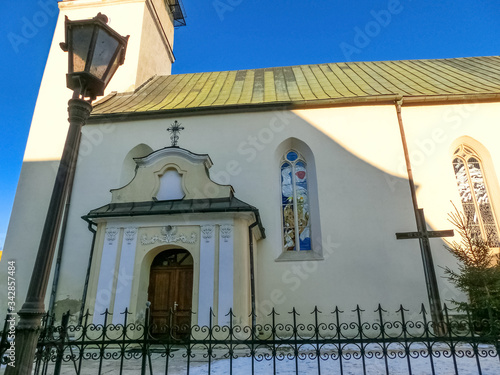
xmin=111 ymin=147 xmax=234 ymax=204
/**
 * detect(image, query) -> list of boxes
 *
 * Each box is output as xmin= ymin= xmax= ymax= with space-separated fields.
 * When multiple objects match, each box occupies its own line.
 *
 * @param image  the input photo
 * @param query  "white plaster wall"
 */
xmin=136 ymin=1 xmax=173 ymax=86
xmin=0 ymin=0 xmax=176 ymax=319
xmin=4 ymin=100 xmax=500 ymax=323
xmin=232 ymin=219 xmax=251 ymax=325
xmin=26 ymin=0 xmax=152 ymax=163
xmin=399 ymin=103 xmax=500 ymax=234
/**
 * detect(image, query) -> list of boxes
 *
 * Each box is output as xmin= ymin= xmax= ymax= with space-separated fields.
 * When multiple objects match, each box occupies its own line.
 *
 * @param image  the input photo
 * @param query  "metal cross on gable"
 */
xmin=167 ymin=120 xmax=184 ymax=147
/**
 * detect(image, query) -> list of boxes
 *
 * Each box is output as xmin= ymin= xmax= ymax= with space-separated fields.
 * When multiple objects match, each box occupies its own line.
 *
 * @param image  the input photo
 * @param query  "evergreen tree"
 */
xmin=444 ymin=206 xmax=500 ymax=332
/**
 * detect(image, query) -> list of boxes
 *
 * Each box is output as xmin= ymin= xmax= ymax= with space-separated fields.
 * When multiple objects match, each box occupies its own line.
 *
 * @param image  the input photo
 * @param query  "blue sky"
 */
xmin=1 ymin=0 xmax=500 ymax=250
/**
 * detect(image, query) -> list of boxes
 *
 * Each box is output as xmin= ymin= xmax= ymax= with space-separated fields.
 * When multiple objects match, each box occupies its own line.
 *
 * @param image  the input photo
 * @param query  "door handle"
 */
xmin=173 ymin=301 xmax=178 ymax=311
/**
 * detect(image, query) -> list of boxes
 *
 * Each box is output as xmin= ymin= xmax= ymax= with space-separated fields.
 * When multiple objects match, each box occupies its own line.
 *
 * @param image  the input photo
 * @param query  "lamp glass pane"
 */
xmin=104 ymin=53 xmax=121 ymax=86
xmin=90 ymin=28 xmax=120 ymax=80
xmin=71 ymin=25 xmax=94 ymax=73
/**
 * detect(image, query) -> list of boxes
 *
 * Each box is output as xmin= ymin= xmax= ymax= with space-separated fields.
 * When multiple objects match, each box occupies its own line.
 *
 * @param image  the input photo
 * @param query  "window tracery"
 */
xmin=452 ymin=145 xmax=500 ymax=246
xmin=281 ymin=150 xmax=311 ymax=251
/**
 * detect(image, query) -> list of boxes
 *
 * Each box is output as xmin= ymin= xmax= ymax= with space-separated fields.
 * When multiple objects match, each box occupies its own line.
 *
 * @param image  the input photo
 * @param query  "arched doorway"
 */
xmin=148 ymin=249 xmax=193 ymax=335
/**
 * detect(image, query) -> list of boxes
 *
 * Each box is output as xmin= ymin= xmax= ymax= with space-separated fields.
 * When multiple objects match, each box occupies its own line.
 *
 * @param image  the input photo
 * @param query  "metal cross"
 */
xmin=396 ymin=209 xmax=454 ymax=241
xmin=167 ymin=120 xmax=184 ymax=147
xmin=396 ymin=208 xmax=454 ymax=334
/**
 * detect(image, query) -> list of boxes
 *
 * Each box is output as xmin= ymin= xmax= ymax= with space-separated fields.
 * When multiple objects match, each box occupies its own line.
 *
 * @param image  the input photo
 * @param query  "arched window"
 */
xmin=281 ymin=150 xmax=311 ymax=251
xmin=452 ymin=145 xmax=500 ymax=246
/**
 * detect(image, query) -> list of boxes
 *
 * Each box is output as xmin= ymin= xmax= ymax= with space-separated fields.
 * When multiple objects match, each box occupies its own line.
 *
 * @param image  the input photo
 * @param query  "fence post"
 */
xmin=444 ymin=304 xmax=459 ymax=375
xmin=420 ymin=304 xmax=436 ymax=375
xmin=375 ymin=304 xmax=389 ymax=375
xmin=35 ymin=311 xmax=52 ymax=375
xmin=77 ymin=310 xmax=90 ymax=375
xmin=53 ymin=311 xmax=70 ymax=375
xmin=207 ymin=308 xmax=213 ymax=375
xmin=0 ymin=311 xmax=13 ymax=368
xmin=0 ymin=311 xmax=9 ymax=358
xmin=312 ymin=306 xmax=322 ymax=375
xmin=333 ymin=306 xmax=344 ymax=374
xmin=354 ymin=305 xmax=367 ymax=375
xmin=270 ymin=308 xmax=278 ymax=375
xmin=398 ymin=305 xmax=413 ymax=375
xmin=119 ymin=308 xmax=129 ymax=373
xmin=141 ymin=302 xmax=151 ymax=375
xmin=98 ymin=309 xmax=111 ymax=374
xmin=291 ymin=308 xmax=299 ymax=375
xmin=228 ymin=308 xmax=234 ymax=375
xmin=250 ymin=307 xmax=257 ymax=375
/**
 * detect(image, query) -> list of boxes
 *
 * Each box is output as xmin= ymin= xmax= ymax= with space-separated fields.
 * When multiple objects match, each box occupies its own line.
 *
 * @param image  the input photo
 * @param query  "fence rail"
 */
xmin=1 ymin=304 xmax=500 ymax=375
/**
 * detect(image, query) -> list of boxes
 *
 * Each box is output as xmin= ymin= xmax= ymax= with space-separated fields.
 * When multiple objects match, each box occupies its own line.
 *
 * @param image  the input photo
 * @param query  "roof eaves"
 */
xmin=87 ymin=95 xmax=395 ymax=122
xmin=82 ymin=197 xmax=266 ymax=238
xmin=88 ymin=91 xmax=500 ymax=124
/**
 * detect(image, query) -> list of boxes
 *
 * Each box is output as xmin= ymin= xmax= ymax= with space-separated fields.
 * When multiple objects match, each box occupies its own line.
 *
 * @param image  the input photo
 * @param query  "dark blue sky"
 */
xmin=1 ymin=0 xmax=499 ymax=249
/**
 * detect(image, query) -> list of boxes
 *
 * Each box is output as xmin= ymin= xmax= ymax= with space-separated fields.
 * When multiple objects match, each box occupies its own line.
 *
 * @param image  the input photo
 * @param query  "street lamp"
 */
xmin=7 ymin=14 xmax=128 ymax=374
xmin=60 ymin=13 xmax=129 ymax=100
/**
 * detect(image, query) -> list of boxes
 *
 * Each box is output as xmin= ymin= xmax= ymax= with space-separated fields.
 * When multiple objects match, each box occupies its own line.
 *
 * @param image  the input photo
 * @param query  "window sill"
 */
xmin=275 ymin=251 xmax=324 ymax=262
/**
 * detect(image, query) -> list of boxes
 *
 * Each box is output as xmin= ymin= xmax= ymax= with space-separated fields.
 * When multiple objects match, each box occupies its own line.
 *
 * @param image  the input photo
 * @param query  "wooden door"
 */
xmin=148 ymin=255 xmax=193 ymax=337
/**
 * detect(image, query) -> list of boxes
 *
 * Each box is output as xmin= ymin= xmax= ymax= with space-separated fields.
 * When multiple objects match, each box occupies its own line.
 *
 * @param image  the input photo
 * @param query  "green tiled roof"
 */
xmin=92 ymin=56 xmax=500 ymax=117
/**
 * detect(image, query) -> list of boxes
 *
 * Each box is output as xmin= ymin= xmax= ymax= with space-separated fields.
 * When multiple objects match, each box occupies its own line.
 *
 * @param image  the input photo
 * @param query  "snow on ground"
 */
xmin=3 ymin=343 xmax=499 ymax=374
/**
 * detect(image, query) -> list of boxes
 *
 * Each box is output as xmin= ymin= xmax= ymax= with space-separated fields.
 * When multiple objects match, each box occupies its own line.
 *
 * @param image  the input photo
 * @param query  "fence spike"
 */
xmin=311 ymin=305 xmax=322 ymax=315
xmin=268 ymin=307 xmax=280 ymax=317
xmin=375 ymin=303 xmax=386 ymax=313
xmin=289 ymin=307 xmax=300 ymax=316
xmin=420 ymin=303 xmax=427 ymax=315
xmin=332 ymin=306 xmax=344 ymax=315
xmin=396 ymin=304 xmax=409 ymax=314
xmin=352 ymin=304 xmax=365 ymax=313
xmin=249 ymin=307 xmax=257 ymax=319
xmin=83 ymin=308 xmax=90 ymax=327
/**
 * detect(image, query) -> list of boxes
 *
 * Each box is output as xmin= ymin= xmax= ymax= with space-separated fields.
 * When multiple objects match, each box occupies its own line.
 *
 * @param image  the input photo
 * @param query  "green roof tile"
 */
xmin=264 ymin=70 xmax=277 ymax=102
xmin=92 ymin=56 xmax=500 ymax=116
xmin=273 ymin=67 xmax=291 ymax=102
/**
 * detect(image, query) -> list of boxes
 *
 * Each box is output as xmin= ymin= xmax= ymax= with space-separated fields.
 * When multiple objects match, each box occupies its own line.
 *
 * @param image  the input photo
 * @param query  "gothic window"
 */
xmin=281 ymin=150 xmax=311 ymax=251
xmin=452 ymin=145 xmax=500 ymax=246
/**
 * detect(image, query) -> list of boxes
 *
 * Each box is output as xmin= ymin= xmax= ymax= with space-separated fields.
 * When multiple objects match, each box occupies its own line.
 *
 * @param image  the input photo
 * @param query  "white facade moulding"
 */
xmin=198 ymin=225 xmax=216 ymax=326
xmin=112 ymin=227 xmax=138 ymax=324
xmin=93 ymin=226 xmax=120 ymax=325
xmin=218 ymin=224 xmax=234 ymax=325
xmin=86 ymin=217 xmax=252 ymax=325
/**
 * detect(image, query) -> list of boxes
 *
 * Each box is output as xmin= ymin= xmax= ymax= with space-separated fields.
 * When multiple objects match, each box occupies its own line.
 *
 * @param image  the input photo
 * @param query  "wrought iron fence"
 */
xmin=1 ymin=304 xmax=500 ymax=375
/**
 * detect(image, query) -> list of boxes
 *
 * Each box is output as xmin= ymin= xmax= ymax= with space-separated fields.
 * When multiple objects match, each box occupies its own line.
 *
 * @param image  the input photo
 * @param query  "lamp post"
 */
xmin=6 ymin=14 xmax=128 ymax=374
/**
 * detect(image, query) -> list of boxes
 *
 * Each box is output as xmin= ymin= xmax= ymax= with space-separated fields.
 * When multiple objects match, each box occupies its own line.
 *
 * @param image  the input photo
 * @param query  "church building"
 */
xmin=2 ymin=0 xmax=500 ymax=328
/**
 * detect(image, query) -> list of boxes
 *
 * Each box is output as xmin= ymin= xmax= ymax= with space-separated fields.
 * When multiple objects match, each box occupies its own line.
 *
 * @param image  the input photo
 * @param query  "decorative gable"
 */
xmin=110 ymin=147 xmax=234 ymax=203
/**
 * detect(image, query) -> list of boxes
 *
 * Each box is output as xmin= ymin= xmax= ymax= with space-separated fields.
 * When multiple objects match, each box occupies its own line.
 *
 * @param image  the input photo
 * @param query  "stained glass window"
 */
xmin=452 ymin=147 xmax=500 ymax=246
xmin=281 ymin=150 xmax=311 ymax=251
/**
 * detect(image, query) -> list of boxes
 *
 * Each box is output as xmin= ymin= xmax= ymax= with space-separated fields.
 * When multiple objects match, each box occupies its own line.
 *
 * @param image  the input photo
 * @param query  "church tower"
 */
xmin=3 ymin=0 xmax=184 ymax=305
